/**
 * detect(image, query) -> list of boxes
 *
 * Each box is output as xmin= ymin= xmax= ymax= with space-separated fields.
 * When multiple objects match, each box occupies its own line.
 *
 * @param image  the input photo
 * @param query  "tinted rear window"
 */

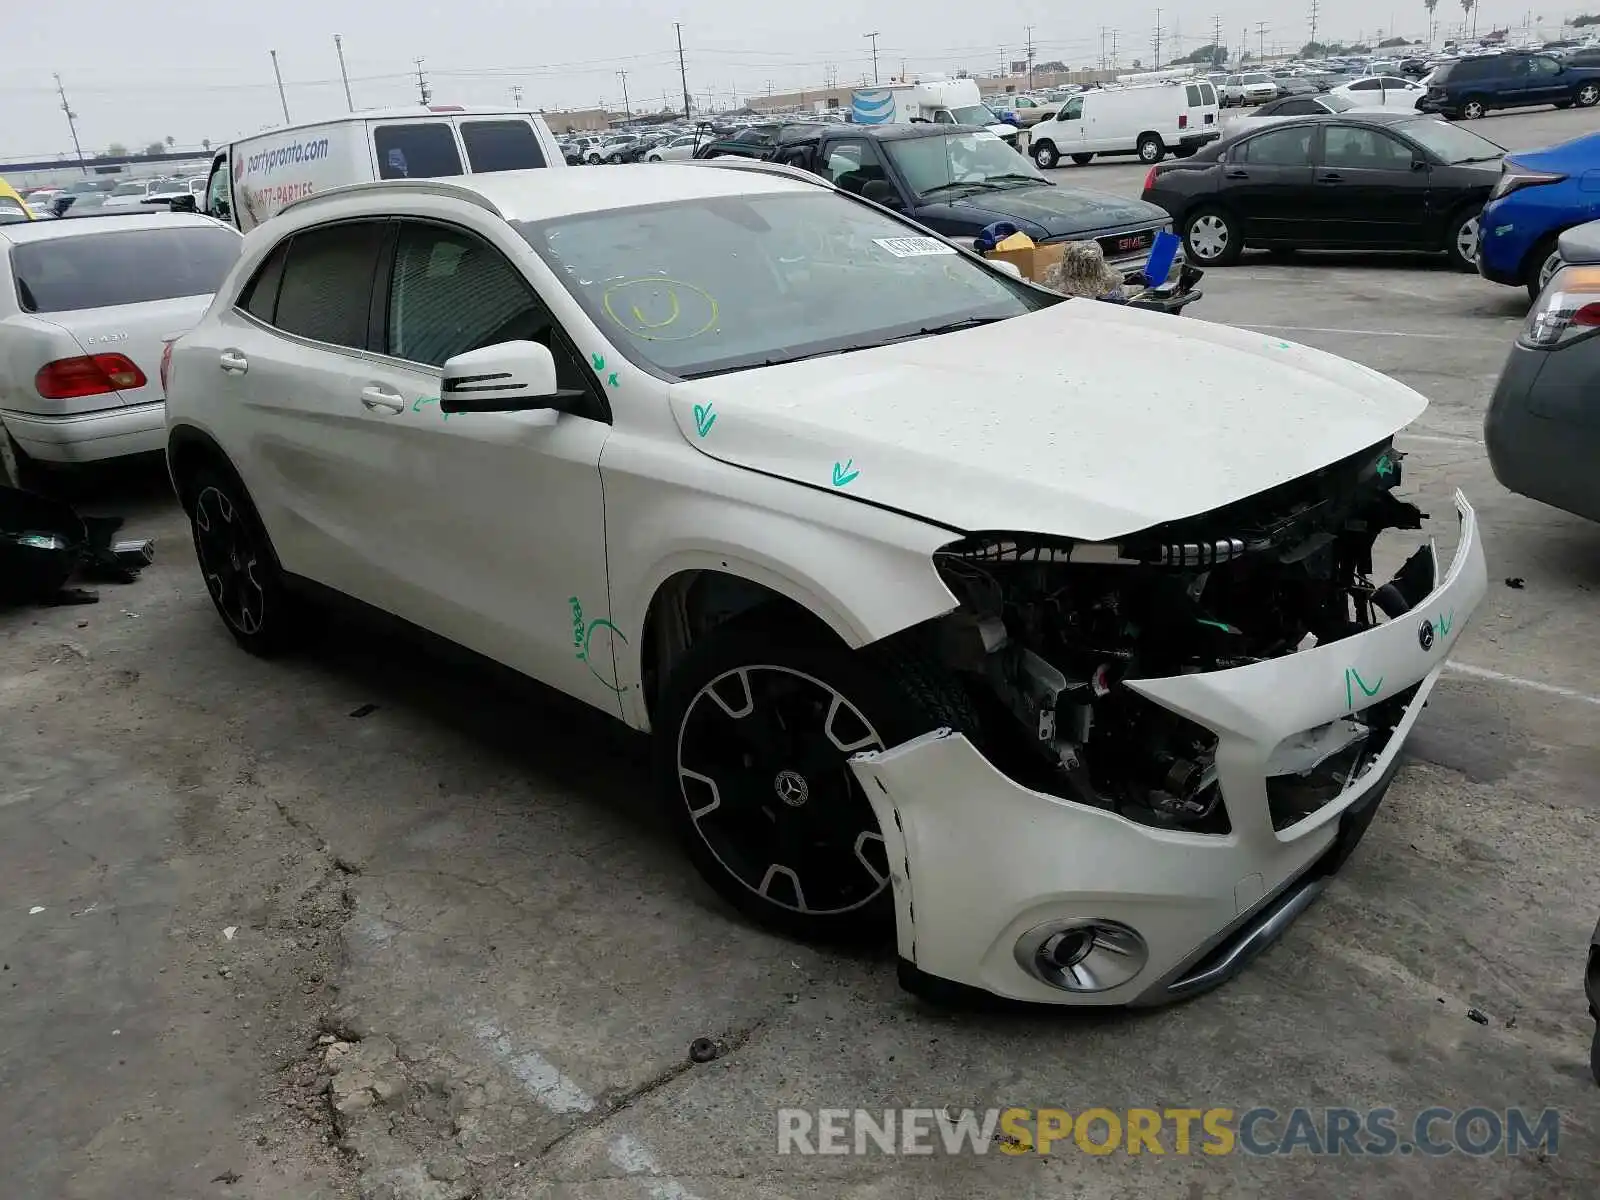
xmin=460 ymin=120 xmax=547 ymax=171
xmin=11 ymin=225 xmax=241 ymax=313
xmin=373 ymin=123 xmax=463 ymax=179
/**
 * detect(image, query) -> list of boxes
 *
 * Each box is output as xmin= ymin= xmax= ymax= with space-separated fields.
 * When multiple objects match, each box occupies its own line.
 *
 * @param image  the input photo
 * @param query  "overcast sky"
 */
xmin=3 ymin=0 xmax=1585 ymax=158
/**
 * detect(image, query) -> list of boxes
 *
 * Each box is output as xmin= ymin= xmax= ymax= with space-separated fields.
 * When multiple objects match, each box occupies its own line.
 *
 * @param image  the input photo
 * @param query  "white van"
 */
xmin=203 ymin=106 xmax=566 ymax=232
xmin=1027 ymin=81 xmax=1220 ymax=168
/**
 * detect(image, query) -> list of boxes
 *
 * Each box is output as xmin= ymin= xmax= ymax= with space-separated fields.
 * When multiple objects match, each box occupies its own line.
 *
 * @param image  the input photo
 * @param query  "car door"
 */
xmin=1221 ymin=124 xmax=1316 ymax=241
xmin=212 ymin=218 xmax=393 ymax=599
xmin=344 ymin=216 xmax=617 ymax=711
xmin=1046 ymin=95 xmax=1088 ymax=154
xmin=1310 ymin=124 xmax=1429 ymax=247
xmin=1523 ymin=55 xmax=1570 ymax=104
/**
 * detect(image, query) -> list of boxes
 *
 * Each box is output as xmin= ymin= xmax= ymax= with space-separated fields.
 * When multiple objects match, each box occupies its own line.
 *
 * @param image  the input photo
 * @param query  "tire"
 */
xmin=1182 ymin=206 xmax=1241 ymax=266
xmin=1460 ymin=97 xmax=1486 ymax=120
xmin=0 ymin=428 xmax=45 ymax=492
xmin=1525 ymin=238 xmax=1563 ymax=303
xmin=1445 ymin=206 xmax=1482 ymax=273
xmin=1576 ymin=82 xmax=1600 ymax=109
xmin=1071 ymin=153 xmax=1094 ymax=166
xmin=184 ymin=464 xmax=303 ymax=657
xmin=653 ymin=622 xmax=973 ymax=943
xmin=1137 ymin=134 xmax=1165 ymax=164
xmin=1172 ymin=146 xmax=1195 ymax=158
xmin=1032 ymin=140 xmax=1058 ymax=169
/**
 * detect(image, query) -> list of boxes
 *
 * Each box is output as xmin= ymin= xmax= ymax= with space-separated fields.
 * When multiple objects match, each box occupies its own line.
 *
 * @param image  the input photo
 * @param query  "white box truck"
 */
xmin=850 ymin=75 xmax=1021 ymax=147
xmin=200 ymin=105 xmax=567 ymax=232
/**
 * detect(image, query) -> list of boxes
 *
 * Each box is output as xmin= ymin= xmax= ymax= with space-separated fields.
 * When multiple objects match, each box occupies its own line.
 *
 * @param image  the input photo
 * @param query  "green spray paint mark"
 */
xmin=831 ymin=459 xmax=859 ymax=487
xmin=412 ymin=395 xmax=450 ymax=420
xmin=590 ymin=352 xmax=606 ymax=371
xmin=1375 ymin=452 xmax=1395 ymax=478
xmin=1344 ymin=667 xmax=1384 ymax=711
xmin=1196 ymin=618 xmax=1238 ymax=633
xmin=693 ymin=403 xmax=717 ymax=437
xmin=1275 ymin=341 xmax=1292 ymax=349
xmin=607 ymin=371 xmax=619 ymax=389
xmin=568 ymin=596 xmax=628 ymax=694
xmin=1437 ymin=608 xmax=1454 ymax=637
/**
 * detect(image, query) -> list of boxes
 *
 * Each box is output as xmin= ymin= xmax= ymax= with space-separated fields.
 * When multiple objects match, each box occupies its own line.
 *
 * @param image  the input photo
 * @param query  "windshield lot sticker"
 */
xmin=874 ymin=236 xmax=957 ymax=258
xmin=1344 ymin=667 xmax=1384 ymax=711
xmin=693 ymin=403 xmax=717 ymax=437
xmin=602 ymin=278 xmax=719 ymax=341
xmin=569 ymin=596 xmax=629 ymax=694
xmin=832 ymin=459 xmax=860 ymax=488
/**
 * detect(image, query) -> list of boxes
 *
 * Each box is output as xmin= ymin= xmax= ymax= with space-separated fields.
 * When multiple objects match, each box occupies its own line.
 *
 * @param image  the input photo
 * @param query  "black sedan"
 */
xmin=1485 ymin=220 xmax=1600 ymax=524
xmin=1141 ymin=112 xmax=1504 ymax=269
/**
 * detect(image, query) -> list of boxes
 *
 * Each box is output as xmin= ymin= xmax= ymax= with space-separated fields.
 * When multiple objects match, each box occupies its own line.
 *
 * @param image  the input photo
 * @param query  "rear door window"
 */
xmin=11 ymin=225 xmax=242 ymax=313
xmin=1186 ymin=84 xmax=1202 ymax=105
xmin=270 ymin=220 xmax=387 ymax=348
xmin=373 ymin=123 xmax=463 ymax=180
xmin=459 ymin=120 xmax=547 ymax=171
xmin=1199 ymin=82 xmax=1217 ymax=104
xmin=1235 ymin=125 xmax=1313 ymax=166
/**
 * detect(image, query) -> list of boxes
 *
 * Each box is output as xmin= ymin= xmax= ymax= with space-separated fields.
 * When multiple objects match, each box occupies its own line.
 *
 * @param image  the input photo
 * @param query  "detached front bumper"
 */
xmin=851 ymin=491 xmax=1487 ymax=1007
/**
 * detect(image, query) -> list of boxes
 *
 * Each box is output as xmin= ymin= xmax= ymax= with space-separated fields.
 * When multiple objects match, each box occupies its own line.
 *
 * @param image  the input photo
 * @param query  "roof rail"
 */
xmin=279 ymin=178 xmax=504 ymax=220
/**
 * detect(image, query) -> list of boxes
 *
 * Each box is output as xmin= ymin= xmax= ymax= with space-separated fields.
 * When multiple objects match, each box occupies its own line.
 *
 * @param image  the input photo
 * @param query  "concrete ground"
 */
xmin=3 ymin=107 xmax=1598 ymax=1200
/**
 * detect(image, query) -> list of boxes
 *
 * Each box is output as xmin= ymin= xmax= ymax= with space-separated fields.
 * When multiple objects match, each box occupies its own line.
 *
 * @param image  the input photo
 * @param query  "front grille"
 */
xmin=1099 ymin=229 xmax=1155 ymax=260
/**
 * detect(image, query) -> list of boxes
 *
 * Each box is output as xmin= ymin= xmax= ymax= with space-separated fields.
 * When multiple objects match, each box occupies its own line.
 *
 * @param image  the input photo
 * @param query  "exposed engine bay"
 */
xmin=929 ymin=439 xmax=1435 ymax=832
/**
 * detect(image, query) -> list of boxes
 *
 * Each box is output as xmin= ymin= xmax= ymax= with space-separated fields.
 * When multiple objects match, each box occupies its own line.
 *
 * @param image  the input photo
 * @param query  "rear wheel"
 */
xmin=1137 ymin=134 xmax=1166 ymax=164
xmin=1032 ymin=140 xmax=1059 ymax=169
xmin=1183 ymin=206 xmax=1241 ymax=266
xmin=1446 ymin=207 xmax=1482 ymax=272
xmin=1460 ymin=97 xmax=1486 ymax=120
xmin=0 ymin=428 xmax=44 ymax=493
xmin=654 ymin=623 xmax=972 ymax=942
xmin=185 ymin=464 xmax=303 ymax=656
xmin=1525 ymin=238 xmax=1563 ymax=302
xmin=1071 ymin=152 xmax=1094 ymax=166
xmin=1576 ymin=82 xmax=1600 ymax=108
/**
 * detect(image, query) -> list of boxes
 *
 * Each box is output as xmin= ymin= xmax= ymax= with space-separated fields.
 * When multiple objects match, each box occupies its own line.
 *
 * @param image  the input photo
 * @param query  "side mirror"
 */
xmin=439 ymin=341 xmax=586 ymax=414
xmin=860 ymin=179 xmax=903 ymax=209
xmin=1411 ymin=158 xmax=1428 ymax=171
xmin=168 ymin=194 xmax=198 ymax=213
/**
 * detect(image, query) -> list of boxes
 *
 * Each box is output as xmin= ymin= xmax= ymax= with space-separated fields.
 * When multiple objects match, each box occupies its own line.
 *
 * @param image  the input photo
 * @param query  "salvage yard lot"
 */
xmin=4 ymin=107 xmax=1598 ymax=1200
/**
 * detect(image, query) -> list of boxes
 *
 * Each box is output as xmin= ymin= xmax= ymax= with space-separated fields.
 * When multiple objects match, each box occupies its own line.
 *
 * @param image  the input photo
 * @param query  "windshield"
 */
xmin=519 ymin=191 xmax=1047 ymax=379
xmin=1397 ymin=118 xmax=1503 ymax=163
xmin=949 ymin=104 xmax=997 ymax=125
xmin=885 ymin=130 xmax=1046 ymax=197
xmin=1243 ymin=73 xmax=1271 ymax=84
xmin=111 ymin=182 xmax=148 ymax=196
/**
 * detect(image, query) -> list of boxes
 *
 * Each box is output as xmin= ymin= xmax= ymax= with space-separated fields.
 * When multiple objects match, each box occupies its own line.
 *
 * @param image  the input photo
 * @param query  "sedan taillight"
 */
xmin=35 ymin=353 xmax=147 ymax=399
xmin=1143 ymin=166 xmax=1159 ymax=192
xmin=1522 ymin=265 xmax=1600 ymax=348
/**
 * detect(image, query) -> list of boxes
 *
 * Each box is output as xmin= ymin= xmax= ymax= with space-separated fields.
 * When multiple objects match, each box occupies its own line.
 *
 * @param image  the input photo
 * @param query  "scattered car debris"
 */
xmin=688 ymin=1037 xmax=719 ymax=1063
xmin=348 ymin=703 xmax=378 ymax=719
xmin=1506 ymin=577 xmax=1526 ymax=589
xmin=0 ymin=484 xmax=154 ymax=607
xmin=223 ymin=926 xmax=238 ymax=940
xmin=28 ymin=906 xmax=44 ymax=915
xmin=211 ymin=1170 xmax=241 ymax=1184
xmin=1467 ymin=1007 xmax=1489 ymax=1025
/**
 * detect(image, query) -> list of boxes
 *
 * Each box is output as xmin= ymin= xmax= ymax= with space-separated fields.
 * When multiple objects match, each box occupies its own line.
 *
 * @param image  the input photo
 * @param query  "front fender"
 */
xmin=602 ymin=456 xmax=961 ymax=732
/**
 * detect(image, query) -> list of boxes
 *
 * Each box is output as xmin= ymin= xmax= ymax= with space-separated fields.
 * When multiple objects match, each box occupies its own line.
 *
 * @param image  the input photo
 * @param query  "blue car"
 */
xmin=1477 ymin=130 xmax=1600 ymax=300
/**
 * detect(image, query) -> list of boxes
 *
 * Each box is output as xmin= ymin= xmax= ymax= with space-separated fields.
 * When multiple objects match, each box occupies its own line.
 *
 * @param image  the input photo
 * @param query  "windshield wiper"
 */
xmin=879 ymin=316 xmax=1009 ymax=345
xmin=983 ymin=172 xmax=1048 ymax=186
xmin=1454 ymin=154 xmax=1501 ymax=163
xmin=917 ymin=181 xmax=989 ymax=199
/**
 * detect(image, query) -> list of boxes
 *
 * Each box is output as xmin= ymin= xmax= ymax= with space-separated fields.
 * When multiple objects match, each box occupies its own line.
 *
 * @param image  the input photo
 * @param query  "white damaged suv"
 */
xmin=164 ymin=164 xmax=1487 ymax=1007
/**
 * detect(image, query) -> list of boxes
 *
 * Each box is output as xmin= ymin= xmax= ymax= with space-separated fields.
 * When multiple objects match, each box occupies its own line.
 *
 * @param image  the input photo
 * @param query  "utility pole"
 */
xmin=864 ymin=31 xmax=881 ymax=84
xmin=1111 ymin=29 xmax=1119 ymax=68
xmin=1256 ymin=21 xmax=1269 ymax=60
xmin=334 ymin=35 xmax=353 ymax=111
xmin=414 ymin=58 xmax=431 ymax=106
xmin=269 ymin=50 xmax=292 ymax=124
xmin=1100 ymin=26 xmax=1108 ymax=70
xmin=674 ymin=22 xmax=692 ymax=118
xmin=1025 ymin=25 xmax=1035 ymax=89
xmin=617 ymin=69 xmax=630 ymax=117
xmin=512 ymin=85 xmax=523 ymax=107
xmin=1309 ymin=0 xmax=1320 ymax=50
xmin=1212 ymin=15 xmax=1223 ymax=65
xmin=53 ymin=74 xmax=86 ymax=175
xmin=1153 ymin=9 xmax=1163 ymax=70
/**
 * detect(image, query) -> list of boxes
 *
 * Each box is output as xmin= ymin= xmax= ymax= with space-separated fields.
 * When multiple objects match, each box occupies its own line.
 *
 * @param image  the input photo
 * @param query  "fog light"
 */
xmin=1014 ymin=919 xmax=1148 ymax=993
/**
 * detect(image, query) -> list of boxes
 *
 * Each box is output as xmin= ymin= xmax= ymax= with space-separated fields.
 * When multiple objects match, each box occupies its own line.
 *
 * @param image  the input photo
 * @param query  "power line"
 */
xmin=864 ymin=31 xmax=881 ymax=84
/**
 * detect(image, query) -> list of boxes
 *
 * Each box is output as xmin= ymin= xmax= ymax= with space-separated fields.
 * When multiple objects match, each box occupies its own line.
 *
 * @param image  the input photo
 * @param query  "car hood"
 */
xmin=667 ymin=301 xmax=1427 ymax=542
xmin=1505 ymin=130 xmax=1600 ymax=173
xmin=921 ymin=184 xmax=1167 ymax=238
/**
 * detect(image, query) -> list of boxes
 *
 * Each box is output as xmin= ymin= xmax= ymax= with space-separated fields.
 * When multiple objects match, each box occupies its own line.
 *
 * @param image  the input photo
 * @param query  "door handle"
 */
xmin=359 ymin=385 xmax=406 ymax=414
xmin=1316 ymin=172 xmax=1344 ymax=183
xmin=218 ymin=349 xmax=248 ymax=374
xmin=1225 ymin=169 xmax=1248 ymax=179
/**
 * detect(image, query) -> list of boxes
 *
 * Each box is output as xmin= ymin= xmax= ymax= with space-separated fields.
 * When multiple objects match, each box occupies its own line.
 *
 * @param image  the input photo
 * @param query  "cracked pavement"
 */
xmin=4 ymin=105 xmax=1600 ymax=1199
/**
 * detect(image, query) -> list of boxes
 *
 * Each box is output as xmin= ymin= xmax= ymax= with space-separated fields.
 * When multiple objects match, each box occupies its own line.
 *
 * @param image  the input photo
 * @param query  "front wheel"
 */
xmin=1137 ymin=134 xmax=1165 ymax=164
xmin=185 ymin=465 xmax=303 ymax=656
xmin=1446 ymin=207 xmax=1482 ymax=272
xmin=653 ymin=623 xmax=972 ymax=942
xmin=1576 ymin=82 xmax=1600 ymax=108
xmin=1032 ymin=141 xmax=1058 ymax=169
xmin=1183 ymin=206 xmax=1242 ymax=266
xmin=1461 ymin=97 xmax=1486 ymax=120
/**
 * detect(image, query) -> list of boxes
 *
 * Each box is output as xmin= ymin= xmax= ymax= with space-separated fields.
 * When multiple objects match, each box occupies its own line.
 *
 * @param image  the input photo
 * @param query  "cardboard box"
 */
xmin=983 ymin=239 xmax=1066 ymax=283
